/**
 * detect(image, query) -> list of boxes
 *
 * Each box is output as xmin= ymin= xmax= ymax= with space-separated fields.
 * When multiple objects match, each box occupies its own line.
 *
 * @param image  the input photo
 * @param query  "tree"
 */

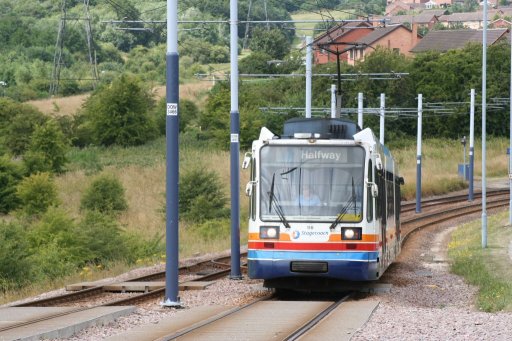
xmin=81 ymin=74 xmax=157 ymax=147
xmin=24 ymin=119 xmax=70 ymax=174
xmin=239 ymin=52 xmax=277 ymax=74
xmin=80 ymin=174 xmax=128 ymax=215
xmin=0 ymin=156 xmax=24 ymax=214
xmin=249 ymin=27 xmax=291 ymax=60
xmin=179 ymin=168 xmax=229 ymax=222
xmin=0 ymin=99 xmax=47 ymax=156
xmin=16 ymin=172 xmax=59 ymax=217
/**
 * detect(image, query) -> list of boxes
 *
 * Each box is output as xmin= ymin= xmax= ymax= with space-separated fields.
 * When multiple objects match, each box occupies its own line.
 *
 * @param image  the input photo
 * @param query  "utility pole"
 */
xmin=416 ymin=94 xmax=423 ymax=213
xmin=230 ymin=0 xmax=242 ymax=280
xmin=469 ymin=89 xmax=475 ymax=201
xmin=357 ymin=92 xmax=363 ymax=129
xmin=482 ymin=0 xmax=488 ymax=248
xmin=379 ymin=93 xmax=385 ymax=145
xmin=50 ymin=0 xmax=98 ymax=95
xmin=305 ymin=36 xmax=312 ymax=118
xmin=162 ymin=0 xmax=181 ymax=307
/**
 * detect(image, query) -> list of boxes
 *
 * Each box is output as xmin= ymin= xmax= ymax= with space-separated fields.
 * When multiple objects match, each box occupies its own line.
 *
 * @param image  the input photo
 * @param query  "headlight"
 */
xmin=341 ymin=228 xmax=362 ymax=240
xmin=260 ymin=226 xmax=279 ymax=239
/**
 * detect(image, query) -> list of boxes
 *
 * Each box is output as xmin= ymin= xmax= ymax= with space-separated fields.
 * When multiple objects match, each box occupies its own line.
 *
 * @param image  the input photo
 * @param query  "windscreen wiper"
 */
xmin=329 ymin=177 xmax=361 ymax=230
xmin=268 ymin=174 xmax=292 ymax=229
xmin=328 ymin=196 xmax=355 ymax=230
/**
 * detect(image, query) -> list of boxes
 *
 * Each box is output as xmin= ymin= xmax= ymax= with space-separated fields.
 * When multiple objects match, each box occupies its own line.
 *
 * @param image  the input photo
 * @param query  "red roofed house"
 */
xmin=313 ymin=22 xmax=422 ymax=66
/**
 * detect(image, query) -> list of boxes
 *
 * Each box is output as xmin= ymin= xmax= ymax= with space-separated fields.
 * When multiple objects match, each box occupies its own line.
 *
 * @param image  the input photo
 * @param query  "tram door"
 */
xmin=376 ymin=164 xmax=387 ymax=268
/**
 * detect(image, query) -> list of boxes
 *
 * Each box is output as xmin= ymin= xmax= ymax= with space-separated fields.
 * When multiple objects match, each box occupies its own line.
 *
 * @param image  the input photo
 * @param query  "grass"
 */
xmin=59 ymin=139 xmax=250 ymax=240
xmin=448 ymin=211 xmax=512 ymax=312
xmin=290 ymin=11 xmax=349 ymax=45
xmin=27 ymin=81 xmax=213 ymax=117
xmin=394 ymin=137 xmax=509 ymax=200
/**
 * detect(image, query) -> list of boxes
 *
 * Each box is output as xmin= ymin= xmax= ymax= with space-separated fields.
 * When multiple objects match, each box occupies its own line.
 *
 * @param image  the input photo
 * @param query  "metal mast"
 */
xmin=50 ymin=0 xmax=98 ymax=95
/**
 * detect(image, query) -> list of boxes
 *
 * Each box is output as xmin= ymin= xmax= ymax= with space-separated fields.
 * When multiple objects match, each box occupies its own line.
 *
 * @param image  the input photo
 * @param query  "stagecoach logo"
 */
xmin=291 ymin=228 xmax=329 ymax=242
xmin=301 ymin=150 xmax=341 ymax=161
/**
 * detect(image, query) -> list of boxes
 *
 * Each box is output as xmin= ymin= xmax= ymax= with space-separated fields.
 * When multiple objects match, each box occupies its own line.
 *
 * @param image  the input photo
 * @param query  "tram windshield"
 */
xmin=260 ymin=145 xmax=365 ymax=223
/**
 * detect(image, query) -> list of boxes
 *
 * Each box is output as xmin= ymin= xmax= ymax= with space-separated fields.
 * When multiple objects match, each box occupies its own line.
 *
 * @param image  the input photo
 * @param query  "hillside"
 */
xmin=27 ymin=82 xmax=213 ymax=116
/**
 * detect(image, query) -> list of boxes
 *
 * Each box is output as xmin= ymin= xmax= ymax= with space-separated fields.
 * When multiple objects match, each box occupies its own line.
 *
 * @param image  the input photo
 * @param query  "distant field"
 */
xmin=291 ymin=11 xmax=349 ymax=41
xmin=27 ymin=81 xmax=213 ymax=116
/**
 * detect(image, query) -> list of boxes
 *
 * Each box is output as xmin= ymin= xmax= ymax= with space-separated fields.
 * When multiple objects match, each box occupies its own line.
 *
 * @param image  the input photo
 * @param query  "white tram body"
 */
xmin=244 ymin=118 xmax=403 ymax=289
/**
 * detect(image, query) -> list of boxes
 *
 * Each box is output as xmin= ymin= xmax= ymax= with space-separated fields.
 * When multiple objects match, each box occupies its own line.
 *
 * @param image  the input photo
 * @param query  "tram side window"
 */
xmin=367 ymin=160 xmax=373 ymax=222
xmin=375 ymin=167 xmax=385 ymax=223
xmin=387 ymin=171 xmax=394 ymax=220
xmin=250 ymin=158 xmax=256 ymax=221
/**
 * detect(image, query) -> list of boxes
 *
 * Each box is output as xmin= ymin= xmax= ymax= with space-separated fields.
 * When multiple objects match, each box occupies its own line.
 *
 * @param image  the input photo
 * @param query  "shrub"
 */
xmin=80 ymin=174 xmax=128 ymax=214
xmin=0 ymin=156 xmax=24 ymax=214
xmin=25 ymin=119 xmax=69 ymax=174
xmin=0 ymin=99 xmax=47 ymax=156
xmin=0 ymin=221 xmax=31 ymax=291
xmin=81 ymin=74 xmax=158 ymax=147
xmin=27 ymin=208 xmax=85 ymax=280
xmin=16 ymin=172 xmax=59 ymax=216
xmin=239 ymin=52 xmax=276 ymax=74
xmin=179 ymin=168 xmax=229 ymax=222
xmin=77 ymin=211 xmax=128 ymax=263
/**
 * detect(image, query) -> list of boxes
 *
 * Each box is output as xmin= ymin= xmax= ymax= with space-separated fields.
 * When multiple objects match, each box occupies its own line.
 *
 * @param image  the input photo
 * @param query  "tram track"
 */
xmin=1 ymin=255 xmax=248 ymax=336
xmin=401 ymin=192 xmax=510 ymax=243
xmin=157 ymin=292 xmax=356 ymax=341
xmin=3 ymin=189 xmax=510 ymax=340
xmin=400 ymin=188 xmax=509 ymax=214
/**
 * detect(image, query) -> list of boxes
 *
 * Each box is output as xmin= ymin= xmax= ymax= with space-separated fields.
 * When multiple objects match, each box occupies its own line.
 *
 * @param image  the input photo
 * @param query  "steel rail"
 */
xmin=11 ymin=253 xmax=247 ymax=307
xmin=401 ymin=197 xmax=509 ymax=244
xmin=2 ymin=263 xmax=248 ymax=334
xmin=155 ymin=294 xmax=275 ymax=341
xmin=401 ymin=189 xmax=508 ymax=213
xmin=283 ymin=292 xmax=354 ymax=341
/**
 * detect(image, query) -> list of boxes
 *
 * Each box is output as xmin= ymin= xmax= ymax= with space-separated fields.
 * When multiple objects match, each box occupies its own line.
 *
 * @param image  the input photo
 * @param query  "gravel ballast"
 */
xmin=25 ymin=216 xmax=512 ymax=340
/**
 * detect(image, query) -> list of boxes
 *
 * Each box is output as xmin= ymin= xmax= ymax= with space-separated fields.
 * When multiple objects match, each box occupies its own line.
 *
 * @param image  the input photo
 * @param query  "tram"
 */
xmin=243 ymin=117 xmax=404 ymax=290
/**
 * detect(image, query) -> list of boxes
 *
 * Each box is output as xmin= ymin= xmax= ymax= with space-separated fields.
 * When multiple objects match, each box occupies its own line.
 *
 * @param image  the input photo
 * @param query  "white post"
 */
xmin=469 ymin=89 xmax=475 ymax=201
xmin=305 ymin=36 xmax=312 ymax=118
xmin=358 ymin=92 xmax=363 ymax=129
xmin=482 ymin=0 xmax=488 ymax=248
xmin=509 ymin=32 xmax=512 ymax=225
xmin=331 ymin=85 xmax=336 ymax=118
xmin=416 ymin=94 xmax=422 ymax=213
xmin=379 ymin=93 xmax=385 ymax=145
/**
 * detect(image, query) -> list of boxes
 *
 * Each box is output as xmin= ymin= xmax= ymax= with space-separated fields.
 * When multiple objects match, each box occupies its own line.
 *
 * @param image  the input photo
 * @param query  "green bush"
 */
xmin=24 ymin=119 xmax=69 ymax=174
xmin=81 ymin=74 xmax=158 ymax=147
xmin=80 ymin=174 xmax=128 ymax=214
xmin=0 ymin=221 xmax=31 ymax=291
xmin=179 ymin=168 xmax=229 ymax=222
xmin=27 ymin=208 xmax=84 ymax=280
xmin=16 ymin=172 xmax=59 ymax=216
xmin=0 ymin=156 xmax=24 ymax=214
xmin=0 ymin=99 xmax=47 ymax=156
xmin=77 ymin=211 xmax=128 ymax=263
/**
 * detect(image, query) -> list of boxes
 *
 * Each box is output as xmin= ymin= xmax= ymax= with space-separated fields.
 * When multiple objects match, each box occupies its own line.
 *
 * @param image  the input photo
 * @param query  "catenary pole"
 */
xmin=416 ymin=94 xmax=422 ymax=213
xmin=379 ymin=93 xmax=385 ymax=144
xmin=305 ymin=36 xmax=312 ymax=118
xmin=509 ymin=32 xmax=512 ymax=225
xmin=230 ymin=0 xmax=242 ymax=279
xmin=469 ymin=89 xmax=475 ymax=201
xmin=163 ymin=0 xmax=181 ymax=307
xmin=331 ymin=85 xmax=336 ymax=118
xmin=482 ymin=0 xmax=488 ymax=248
xmin=358 ymin=92 xmax=363 ymax=129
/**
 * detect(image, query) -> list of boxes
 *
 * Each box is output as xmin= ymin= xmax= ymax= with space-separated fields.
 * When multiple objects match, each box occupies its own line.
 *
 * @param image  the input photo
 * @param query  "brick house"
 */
xmin=410 ymin=28 xmax=509 ymax=53
xmin=379 ymin=10 xmax=446 ymax=30
xmin=313 ymin=23 xmax=422 ymax=65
